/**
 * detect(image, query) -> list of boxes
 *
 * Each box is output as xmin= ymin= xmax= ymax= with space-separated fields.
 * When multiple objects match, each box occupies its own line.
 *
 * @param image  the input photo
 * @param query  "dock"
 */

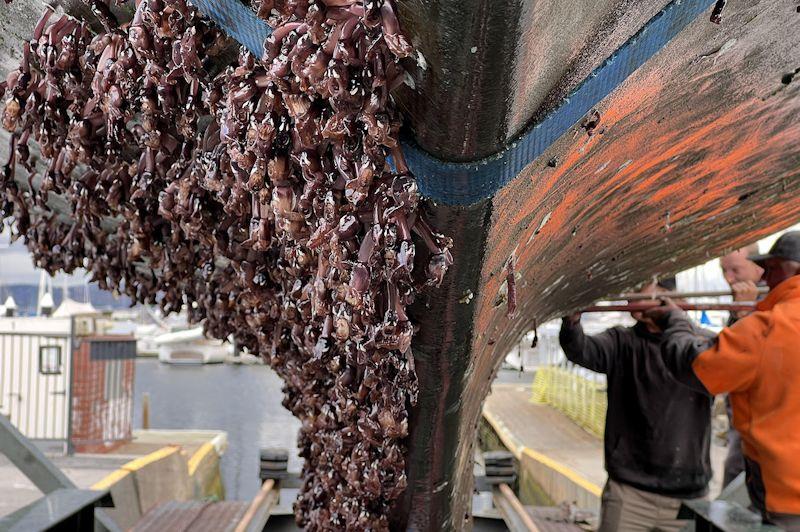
xmin=0 ymin=429 xmax=227 ymax=526
xmin=482 ymin=383 xmax=728 ymax=514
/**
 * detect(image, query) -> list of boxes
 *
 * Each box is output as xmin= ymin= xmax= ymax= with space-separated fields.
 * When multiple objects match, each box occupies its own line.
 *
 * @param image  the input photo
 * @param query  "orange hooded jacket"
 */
xmin=663 ymin=275 xmax=800 ymax=514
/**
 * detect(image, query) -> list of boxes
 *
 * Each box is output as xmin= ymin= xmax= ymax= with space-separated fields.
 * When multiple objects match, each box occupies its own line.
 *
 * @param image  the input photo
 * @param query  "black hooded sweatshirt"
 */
xmin=559 ymin=319 xmax=713 ymax=498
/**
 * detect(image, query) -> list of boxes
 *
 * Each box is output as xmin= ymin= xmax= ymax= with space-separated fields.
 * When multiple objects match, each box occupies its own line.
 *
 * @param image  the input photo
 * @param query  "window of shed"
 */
xmin=39 ymin=346 xmax=62 ymax=375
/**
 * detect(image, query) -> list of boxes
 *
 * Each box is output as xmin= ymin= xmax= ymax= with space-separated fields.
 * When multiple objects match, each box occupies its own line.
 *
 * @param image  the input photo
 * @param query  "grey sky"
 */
xmin=0 ymin=231 xmax=87 ymax=285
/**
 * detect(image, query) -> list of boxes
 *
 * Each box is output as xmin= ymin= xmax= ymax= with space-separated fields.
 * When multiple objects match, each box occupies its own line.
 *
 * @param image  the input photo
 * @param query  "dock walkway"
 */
xmin=484 ymin=383 xmax=605 ymax=511
xmin=0 ymin=453 xmax=126 ymax=518
xmin=483 ymin=383 xmax=726 ymax=512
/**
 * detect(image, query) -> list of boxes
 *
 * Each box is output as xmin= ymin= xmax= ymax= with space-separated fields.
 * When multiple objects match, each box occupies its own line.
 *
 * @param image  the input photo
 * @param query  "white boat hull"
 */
xmin=157 ymin=343 xmax=229 ymax=364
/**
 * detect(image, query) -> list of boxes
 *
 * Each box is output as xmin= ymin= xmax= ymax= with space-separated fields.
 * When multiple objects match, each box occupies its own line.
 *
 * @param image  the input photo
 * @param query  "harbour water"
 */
xmin=131 ymin=358 xmax=536 ymax=503
xmin=132 ymin=359 xmax=302 ymax=501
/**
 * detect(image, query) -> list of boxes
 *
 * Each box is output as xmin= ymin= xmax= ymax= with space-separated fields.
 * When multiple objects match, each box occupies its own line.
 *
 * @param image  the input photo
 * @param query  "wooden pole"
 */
xmin=142 ymin=392 xmax=150 ymax=430
xmin=235 ymin=479 xmax=277 ymax=532
xmin=495 ymin=483 xmax=541 ymax=532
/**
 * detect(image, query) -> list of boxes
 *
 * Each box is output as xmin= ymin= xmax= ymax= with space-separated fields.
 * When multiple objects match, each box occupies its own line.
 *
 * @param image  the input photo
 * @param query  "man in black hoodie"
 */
xmin=560 ymin=278 xmax=714 ymax=532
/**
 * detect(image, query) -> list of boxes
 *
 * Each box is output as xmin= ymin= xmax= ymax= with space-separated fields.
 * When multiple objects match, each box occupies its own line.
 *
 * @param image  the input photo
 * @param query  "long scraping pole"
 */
xmin=616 ymin=287 xmax=768 ymax=301
xmin=581 ymin=302 xmax=755 ymax=313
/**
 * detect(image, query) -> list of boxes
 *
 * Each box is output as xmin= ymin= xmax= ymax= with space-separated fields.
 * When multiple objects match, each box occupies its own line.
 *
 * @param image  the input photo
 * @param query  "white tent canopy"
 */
xmin=3 ymin=295 xmax=16 ymax=310
xmin=52 ymin=298 xmax=97 ymax=318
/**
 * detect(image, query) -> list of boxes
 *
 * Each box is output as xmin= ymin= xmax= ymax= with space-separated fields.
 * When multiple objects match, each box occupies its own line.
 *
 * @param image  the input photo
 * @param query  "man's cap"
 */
xmin=749 ymin=231 xmax=800 ymax=266
xmin=656 ymin=276 xmax=677 ymax=291
xmin=635 ymin=276 xmax=677 ymax=291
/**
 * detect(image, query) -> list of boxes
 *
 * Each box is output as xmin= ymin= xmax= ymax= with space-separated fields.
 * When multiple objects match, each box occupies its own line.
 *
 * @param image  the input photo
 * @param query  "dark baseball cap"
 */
xmin=749 ymin=231 xmax=800 ymax=266
xmin=656 ymin=276 xmax=677 ymax=291
xmin=635 ymin=276 xmax=677 ymax=291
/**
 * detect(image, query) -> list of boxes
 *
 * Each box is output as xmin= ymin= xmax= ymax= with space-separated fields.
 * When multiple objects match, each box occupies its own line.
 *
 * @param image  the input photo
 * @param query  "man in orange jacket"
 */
xmin=650 ymin=231 xmax=800 ymax=528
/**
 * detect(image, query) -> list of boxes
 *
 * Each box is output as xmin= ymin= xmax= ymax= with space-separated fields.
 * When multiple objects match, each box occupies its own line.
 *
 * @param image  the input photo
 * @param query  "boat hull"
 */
xmin=157 ymin=344 xmax=229 ymax=365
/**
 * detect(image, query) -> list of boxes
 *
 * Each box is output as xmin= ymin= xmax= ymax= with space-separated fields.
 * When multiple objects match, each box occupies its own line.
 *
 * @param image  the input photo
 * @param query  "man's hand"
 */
xmin=730 ymin=280 xmax=758 ymax=319
xmin=562 ymin=312 xmax=581 ymax=325
xmin=731 ymin=280 xmax=758 ymax=302
xmin=643 ymin=297 xmax=682 ymax=330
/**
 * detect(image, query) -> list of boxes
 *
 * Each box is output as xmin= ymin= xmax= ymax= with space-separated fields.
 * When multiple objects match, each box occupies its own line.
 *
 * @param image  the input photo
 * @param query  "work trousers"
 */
xmin=598 ymin=479 xmax=691 ymax=532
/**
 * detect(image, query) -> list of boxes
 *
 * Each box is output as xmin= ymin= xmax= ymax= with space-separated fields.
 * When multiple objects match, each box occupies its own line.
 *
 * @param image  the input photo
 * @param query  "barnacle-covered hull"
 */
xmin=1 ymin=0 xmax=799 ymax=531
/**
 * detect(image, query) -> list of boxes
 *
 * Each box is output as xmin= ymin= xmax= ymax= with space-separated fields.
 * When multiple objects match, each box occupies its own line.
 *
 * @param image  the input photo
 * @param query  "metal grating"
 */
xmin=103 ymin=359 xmax=123 ymax=401
xmin=89 ymin=341 xmax=137 ymax=361
xmin=131 ymin=500 xmax=250 ymax=532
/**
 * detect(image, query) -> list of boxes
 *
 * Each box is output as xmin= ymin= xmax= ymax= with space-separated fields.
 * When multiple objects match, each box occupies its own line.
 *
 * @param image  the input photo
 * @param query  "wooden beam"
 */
xmin=492 ymin=483 xmax=541 ymax=532
xmin=235 ymin=479 xmax=277 ymax=532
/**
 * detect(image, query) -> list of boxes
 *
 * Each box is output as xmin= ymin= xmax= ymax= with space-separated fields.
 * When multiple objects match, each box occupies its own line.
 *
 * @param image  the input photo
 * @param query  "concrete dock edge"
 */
xmin=483 ymin=406 xmax=602 ymax=512
xmin=90 ymin=438 xmax=226 ymax=529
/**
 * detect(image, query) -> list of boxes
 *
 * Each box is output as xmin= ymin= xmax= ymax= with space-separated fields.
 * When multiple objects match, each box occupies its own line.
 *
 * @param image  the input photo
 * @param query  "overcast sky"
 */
xmin=0 ymin=231 xmax=87 ymax=286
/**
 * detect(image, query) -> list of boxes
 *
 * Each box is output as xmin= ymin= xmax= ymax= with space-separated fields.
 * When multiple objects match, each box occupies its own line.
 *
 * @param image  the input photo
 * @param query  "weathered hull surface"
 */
xmin=396 ymin=0 xmax=672 ymax=159
xmin=2 ymin=0 xmax=799 ymax=530
xmin=397 ymin=0 xmax=800 ymax=529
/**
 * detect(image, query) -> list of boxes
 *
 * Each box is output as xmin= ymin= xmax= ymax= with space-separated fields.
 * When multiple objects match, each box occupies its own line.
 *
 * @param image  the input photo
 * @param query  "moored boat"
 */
xmin=154 ymin=327 xmax=232 ymax=365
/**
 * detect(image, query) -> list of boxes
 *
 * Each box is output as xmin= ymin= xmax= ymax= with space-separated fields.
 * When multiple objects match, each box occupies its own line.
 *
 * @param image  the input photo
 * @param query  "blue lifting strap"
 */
xmin=188 ymin=0 xmax=272 ymax=58
xmin=188 ymin=0 xmax=715 ymax=205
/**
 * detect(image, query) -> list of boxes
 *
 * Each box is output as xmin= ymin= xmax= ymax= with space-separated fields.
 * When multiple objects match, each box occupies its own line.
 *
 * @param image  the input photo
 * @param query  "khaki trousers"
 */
xmin=598 ymin=479 xmax=691 ymax=532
